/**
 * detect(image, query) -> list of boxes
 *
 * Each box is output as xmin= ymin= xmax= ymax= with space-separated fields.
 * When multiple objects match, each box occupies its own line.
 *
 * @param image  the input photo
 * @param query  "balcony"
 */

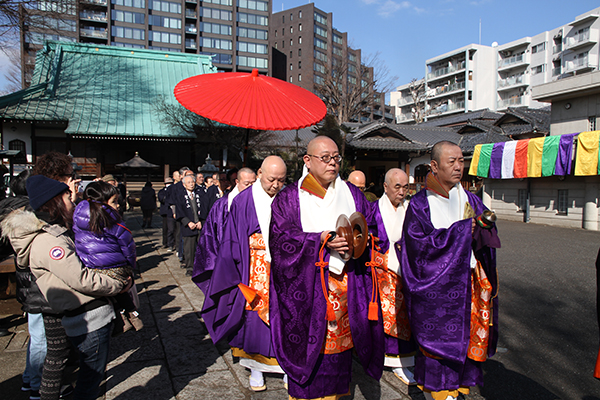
xmin=434 ymin=101 xmax=465 ymax=114
xmin=552 ymin=67 xmax=562 ymax=76
xmin=185 ymin=10 xmax=197 ymax=18
xmin=186 ymin=0 xmax=197 ymax=2
xmin=80 ymin=11 xmax=107 ymax=22
xmin=427 ymin=60 xmax=466 ymax=81
xmin=497 ymin=74 xmax=528 ymax=91
xmin=565 ymin=57 xmax=597 ymax=72
xmin=384 ymin=112 xmax=394 ymax=120
xmin=429 ymin=81 xmax=466 ymax=98
xmin=565 ymin=29 xmax=597 ymax=51
xmin=552 ymin=44 xmax=562 ymax=54
xmin=81 ymin=0 xmax=107 ymax=5
xmin=185 ymin=40 xmax=197 ymax=49
xmin=397 ymin=97 xmax=414 ymax=107
xmin=498 ymin=54 xmax=527 ymax=70
xmin=80 ymin=28 xmax=107 ymax=39
xmin=397 ymin=113 xmax=414 ymax=123
xmin=497 ymin=96 xmax=523 ymax=109
xmin=185 ymin=25 xmax=197 ymax=34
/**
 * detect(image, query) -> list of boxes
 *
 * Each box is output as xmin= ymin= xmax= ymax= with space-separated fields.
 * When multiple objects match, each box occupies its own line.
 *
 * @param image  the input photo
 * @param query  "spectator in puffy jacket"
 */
xmin=72 ymin=181 xmax=142 ymax=332
xmin=140 ymin=181 xmax=156 ymax=228
xmin=2 ymin=175 xmax=130 ymax=400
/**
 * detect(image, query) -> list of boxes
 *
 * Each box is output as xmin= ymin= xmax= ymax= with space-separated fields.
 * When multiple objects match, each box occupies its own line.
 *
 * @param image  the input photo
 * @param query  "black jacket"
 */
xmin=0 ymin=196 xmax=53 ymax=314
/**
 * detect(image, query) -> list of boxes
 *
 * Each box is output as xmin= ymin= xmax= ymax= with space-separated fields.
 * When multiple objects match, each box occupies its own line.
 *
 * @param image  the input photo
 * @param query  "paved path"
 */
xmin=3 ymin=213 xmax=600 ymax=399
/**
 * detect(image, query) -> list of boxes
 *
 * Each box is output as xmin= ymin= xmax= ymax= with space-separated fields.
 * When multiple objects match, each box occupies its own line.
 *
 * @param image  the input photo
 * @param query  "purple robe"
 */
xmin=400 ymin=189 xmax=499 ymax=392
xmin=192 ymin=194 xmax=229 ymax=296
xmin=200 ymin=189 xmax=276 ymax=358
xmin=367 ymin=201 xmax=416 ymax=356
xmin=269 ymin=181 xmax=384 ymax=398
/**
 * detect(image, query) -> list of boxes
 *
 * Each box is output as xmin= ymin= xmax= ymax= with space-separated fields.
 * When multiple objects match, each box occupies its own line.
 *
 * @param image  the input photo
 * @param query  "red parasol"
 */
xmin=174 ymin=69 xmax=327 ymax=131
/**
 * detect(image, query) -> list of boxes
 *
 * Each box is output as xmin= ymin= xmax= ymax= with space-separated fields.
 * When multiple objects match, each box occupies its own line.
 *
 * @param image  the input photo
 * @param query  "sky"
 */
xmin=1 ymin=0 xmax=599 ymax=95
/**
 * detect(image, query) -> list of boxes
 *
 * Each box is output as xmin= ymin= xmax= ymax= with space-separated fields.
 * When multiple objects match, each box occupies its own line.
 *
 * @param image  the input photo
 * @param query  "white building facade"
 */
xmin=391 ymin=6 xmax=600 ymax=124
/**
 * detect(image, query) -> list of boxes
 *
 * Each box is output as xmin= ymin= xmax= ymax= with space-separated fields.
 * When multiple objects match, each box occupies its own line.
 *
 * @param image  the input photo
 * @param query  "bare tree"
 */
xmin=408 ymin=77 xmax=444 ymax=124
xmin=313 ymin=51 xmax=396 ymax=156
xmin=314 ymin=51 xmax=396 ymax=126
xmin=1 ymin=46 xmax=23 ymax=94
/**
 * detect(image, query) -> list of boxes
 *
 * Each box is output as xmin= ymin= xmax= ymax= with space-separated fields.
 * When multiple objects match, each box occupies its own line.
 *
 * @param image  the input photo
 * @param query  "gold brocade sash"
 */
xmin=245 ymin=233 xmax=270 ymax=325
xmin=373 ymin=250 xmax=411 ymax=341
xmin=323 ymin=272 xmax=353 ymax=354
xmin=467 ymin=260 xmax=493 ymax=362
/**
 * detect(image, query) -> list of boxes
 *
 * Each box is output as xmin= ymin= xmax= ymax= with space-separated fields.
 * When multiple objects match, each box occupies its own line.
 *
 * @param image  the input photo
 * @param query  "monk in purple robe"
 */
xmin=367 ymin=168 xmax=416 ymax=385
xmin=201 ymin=157 xmax=287 ymax=391
xmin=192 ymin=167 xmax=256 ymax=296
xmin=400 ymin=141 xmax=500 ymax=400
xmin=270 ymin=137 xmax=384 ymax=399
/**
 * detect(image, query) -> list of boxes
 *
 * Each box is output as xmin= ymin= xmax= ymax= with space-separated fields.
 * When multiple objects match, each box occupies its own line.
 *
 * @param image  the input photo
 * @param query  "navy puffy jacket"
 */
xmin=73 ymin=200 xmax=136 ymax=269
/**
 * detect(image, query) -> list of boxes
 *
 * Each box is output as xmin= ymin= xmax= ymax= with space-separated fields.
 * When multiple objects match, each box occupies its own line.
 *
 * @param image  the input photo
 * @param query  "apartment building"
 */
xmin=20 ymin=0 xmax=272 ymax=87
xmin=269 ymin=3 xmax=394 ymax=123
xmin=390 ymin=6 xmax=600 ymax=124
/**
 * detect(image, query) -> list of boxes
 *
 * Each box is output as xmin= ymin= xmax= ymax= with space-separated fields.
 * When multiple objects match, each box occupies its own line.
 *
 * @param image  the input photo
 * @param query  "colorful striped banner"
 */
xmin=469 ymin=132 xmax=578 ymax=179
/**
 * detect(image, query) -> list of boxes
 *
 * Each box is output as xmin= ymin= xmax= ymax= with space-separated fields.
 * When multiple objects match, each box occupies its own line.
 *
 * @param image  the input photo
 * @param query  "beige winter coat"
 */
xmin=1 ymin=209 xmax=124 ymax=314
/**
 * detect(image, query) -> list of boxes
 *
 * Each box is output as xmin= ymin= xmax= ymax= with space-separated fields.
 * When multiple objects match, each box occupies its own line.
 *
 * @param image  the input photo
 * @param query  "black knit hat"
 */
xmin=26 ymin=175 xmax=70 ymax=211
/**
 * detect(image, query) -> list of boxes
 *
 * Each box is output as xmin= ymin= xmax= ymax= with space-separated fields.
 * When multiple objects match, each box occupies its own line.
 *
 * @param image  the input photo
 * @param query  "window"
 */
xmin=274 ymin=42 xmax=277 ymax=49
xmin=237 ymin=41 xmax=267 ymax=54
xmin=532 ymin=64 xmax=546 ymax=74
xmin=290 ymin=63 xmax=293 ymax=71
xmin=237 ymin=12 xmax=268 ymax=26
xmin=314 ymin=37 xmax=327 ymax=50
xmin=275 ymin=30 xmax=277 ymax=37
xmin=298 ymin=74 xmax=302 ymax=82
xmin=9 ymin=139 xmax=26 ymax=154
xmin=333 ymin=33 xmax=343 ymax=45
xmin=299 ymin=10 xmax=302 ymax=18
xmin=38 ymin=0 xmax=76 ymax=14
xmin=204 ymin=37 xmax=233 ymax=50
xmin=315 ymin=75 xmax=324 ymax=85
xmin=202 ymin=22 xmax=232 ymax=35
xmin=298 ymin=60 xmax=301 ymax=69
xmin=237 ymin=0 xmax=268 ymax=11
xmin=348 ymin=52 xmax=356 ymax=62
xmin=468 ymin=91 xmax=472 ymax=100
xmin=348 ymin=76 xmax=356 ymax=85
xmin=348 ymin=64 xmax=356 ymax=73
xmin=531 ymin=42 xmax=546 ymax=54
xmin=333 ymin=46 xmax=342 ymax=57
xmin=298 ymin=48 xmax=302 ymax=57
xmin=237 ymin=26 xmax=267 ymax=39
xmin=237 ymin=56 xmax=268 ymax=68
xmin=201 ymin=52 xmax=232 ymax=64
xmin=282 ymin=28 xmax=284 ymax=36
xmin=299 ymin=23 xmax=302 ymax=32
xmin=557 ymin=190 xmax=568 ymax=214
xmin=203 ymin=0 xmax=232 ymax=5
xmin=149 ymin=0 xmax=181 ymax=13
xmin=111 ymin=0 xmax=145 ymax=8
xmin=200 ymin=7 xmax=232 ymax=21
xmin=113 ymin=41 xmax=145 ymax=48
xmin=518 ymin=189 xmax=527 ymax=212
xmin=282 ymin=15 xmax=284 ymax=23
xmin=150 ymin=31 xmax=181 ymax=44
xmin=314 ymin=25 xmax=327 ymax=38
xmin=148 ymin=15 xmax=181 ymax=29
xmin=290 ymin=13 xmax=293 ymax=21
xmin=290 ymin=38 xmax=293 ymax=46
xmin=290 ymin=26 xmax=293 ymax=34
xmin=314 ymin=50 xmax=327 ymax=62
xmin=289 ymin=76 xmax=293 ymax=82
xmin=313 ymin=62 xmax=325 ymax=73
xmin=112 ymin=26 xmax=145 ymax=40
xmin=289 ymin=51 xmax=292 ymax=59
xmin=314 ymin=12 xmax=327 ymax=25
xmin=282 ymin=40 xmax=284 ymax=48
xmin=589 ymin=116 xmax=597 ymax=131
xmin=298 ymin=36 xmax=302 ymax=44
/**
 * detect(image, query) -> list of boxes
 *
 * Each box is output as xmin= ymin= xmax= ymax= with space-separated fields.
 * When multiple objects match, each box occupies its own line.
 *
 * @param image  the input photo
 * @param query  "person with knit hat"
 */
xmin=1 ymin=175 xmax=131 ymax=400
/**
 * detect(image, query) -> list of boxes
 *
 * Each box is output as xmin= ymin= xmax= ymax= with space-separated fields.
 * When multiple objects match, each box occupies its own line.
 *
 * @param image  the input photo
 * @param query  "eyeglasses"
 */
xmin=307 ymin=154 xmax=342 ymax=164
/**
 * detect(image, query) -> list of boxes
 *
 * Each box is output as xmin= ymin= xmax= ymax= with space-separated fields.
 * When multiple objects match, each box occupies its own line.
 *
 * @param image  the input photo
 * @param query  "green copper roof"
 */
xmin=0 ymin=41 xmax=217 ymax=138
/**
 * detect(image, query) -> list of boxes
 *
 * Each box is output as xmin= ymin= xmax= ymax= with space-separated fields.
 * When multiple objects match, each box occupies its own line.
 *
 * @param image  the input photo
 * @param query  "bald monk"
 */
xmin=367 ymin=168 xmax=417 ymax=385
xmin=192 ymin=167 xmax=256 ymax=296
xmin=348 ymin=170 xmax=378 ymax=202
xmin=270 ymin=136 xmax=384 ymax=399
xmin=202 ymin=157 xmax=287 ymax=391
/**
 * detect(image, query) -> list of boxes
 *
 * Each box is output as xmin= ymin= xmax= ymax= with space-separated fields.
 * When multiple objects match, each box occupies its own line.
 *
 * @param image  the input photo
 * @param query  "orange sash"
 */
xmin=245 ymin=233 xmax=270 ymax=325
xmin=323 ymin=272 xmax=354 ymax=354
xmin=373 ymin=250 xmax=411 ymax=341
xmin=467 ymin=260 xmax=493 ymax=362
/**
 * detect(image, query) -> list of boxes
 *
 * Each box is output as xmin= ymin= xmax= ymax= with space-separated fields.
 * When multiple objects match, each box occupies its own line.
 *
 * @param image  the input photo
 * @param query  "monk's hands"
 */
xmin=188 ymin=222 xmax=196 ymax=230
xmin=195 ymin=221 xmax=202 ymax=230
xmin=471 ymin=218 xmax=476 ymax=234
xmin=321 ymin=231 xmax=350 ymax=257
